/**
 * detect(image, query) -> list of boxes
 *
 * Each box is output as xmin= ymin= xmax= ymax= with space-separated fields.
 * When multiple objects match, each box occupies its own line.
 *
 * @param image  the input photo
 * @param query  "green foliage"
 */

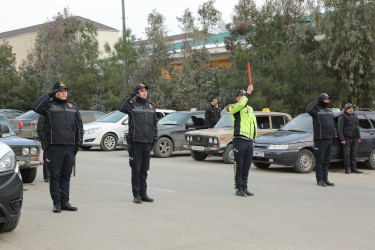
xmin=312 ymin=0 xmax=375 ymax=109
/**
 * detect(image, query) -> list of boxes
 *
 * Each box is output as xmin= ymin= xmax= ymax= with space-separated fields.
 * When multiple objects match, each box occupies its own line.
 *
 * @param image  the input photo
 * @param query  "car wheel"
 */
xmin=223 ymin=144 xmax=234 ymax=164
xmin=100 ymin=133 xmax=117 ymax=151
xmin=0 ymin=217 xmax=20 ymax=233
xmin=20 ymin=168 xmax=37 ymax=183
xmin=80 ymin=146 xmax=92 ymax=150
xmin=253 ymin=162 xmax=271 ymax=169
xmin=154 ymin=137 xmax=173 ymax=158
xmin=365 ymin=148 xmax=375 ymax=170
xmin=294 ymin=149 xmax=314 ymax=173
xmin=191 ymin=150 xmax=208 ymax=161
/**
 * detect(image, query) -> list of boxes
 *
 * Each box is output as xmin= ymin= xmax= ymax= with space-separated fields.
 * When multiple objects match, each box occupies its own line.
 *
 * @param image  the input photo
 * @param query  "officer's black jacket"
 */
xmin=306 ymin=99 xmax=335 ymax=140
xmin=117 ymin=94 xmax=158 ymax=144
xmin=36 ymin=115 xmax=48 ymax=150
xmin=338 ymin=111 xmax=361 ymax=141
xmin=32 ymin=93 xmax=84 ymax=146
xmin=205 ymin=104 xmax=221 ymax=128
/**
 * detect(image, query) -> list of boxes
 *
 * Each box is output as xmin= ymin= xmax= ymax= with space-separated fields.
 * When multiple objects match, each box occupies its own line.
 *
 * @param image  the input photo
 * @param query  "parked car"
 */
xmin=153 ymin=111 xmax=207 ymax=158
xmin=0 ymin=109 xmax=24 ymax=119
xmin=252 ymin=111 xmax=375 ymax=173
xmin=185 ymin=111 xmax=292 ymax=163
xmin=83 ymin=109 xmax=175 ymax=151
xmin=10 ymin=110 xmax=106 ymax=139
xmin=0 ymin=114 xmax=42 ymax=183
xmin=0 ymin=137 xmax=23 ymax=233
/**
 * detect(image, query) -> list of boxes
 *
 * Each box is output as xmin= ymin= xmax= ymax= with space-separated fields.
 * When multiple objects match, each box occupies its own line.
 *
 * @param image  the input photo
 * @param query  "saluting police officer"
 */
xmin=32 ymin=81 xmax=83 ymax=213
xmin=229 ymin=84 xmax=257 ymax=197
xmin=117 ymin=83 xmax=158 ymax=204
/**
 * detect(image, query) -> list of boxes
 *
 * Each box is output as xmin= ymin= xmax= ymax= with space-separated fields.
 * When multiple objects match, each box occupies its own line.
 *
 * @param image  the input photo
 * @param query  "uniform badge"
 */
xmin=149 ymin=104 xmax=153 ymax=110
xmin=68 ymin=103 xmax=73 ymax=108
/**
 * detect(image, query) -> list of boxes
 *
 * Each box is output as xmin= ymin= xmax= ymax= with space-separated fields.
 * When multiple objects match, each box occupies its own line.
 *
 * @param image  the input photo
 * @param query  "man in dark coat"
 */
xmin=117 ymin=83 xmax=158 ymax=204
xmin=306 ymin=93 xmax=335 ymax=187
xmin=32 ymin=81 xmax=83 ymax=213
xmin=205 ymin=97 xmax=221 ymax=128
xmin=338 ymin=103 xmax=363 ymax=174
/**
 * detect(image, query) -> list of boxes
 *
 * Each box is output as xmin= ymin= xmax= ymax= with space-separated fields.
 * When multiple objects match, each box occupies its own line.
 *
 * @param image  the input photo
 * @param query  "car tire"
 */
xmin=365 ymin=148 xmax=375 ymax=170
xmin=294 ymin=149 xmax=314 ymax=173
xmin=191 ymin=150 xmax=208 ymax=161
xmin=100 ymin=133 xmax=117 ymax=151
xmin=154 ymin=137 xmax=173 ymax=158
xmin=20 ymin=168 xmax=37 ymax=183
xmin=253 ymin=162 xmax=271 ymax=169
xmin=223 ymin=144 xmax=234 ymax=164
xmin=80 ymin=146 xmax=92 ymax=150
xmin=0 ymin=217 xmax=20 ymax=233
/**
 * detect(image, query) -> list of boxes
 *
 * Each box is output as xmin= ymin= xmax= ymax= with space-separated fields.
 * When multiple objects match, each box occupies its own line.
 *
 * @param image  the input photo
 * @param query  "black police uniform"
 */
xmin=306 ymin=93 xmax=335 ymax=186
xmin=36 ymin=115 xmax=50 ymax=182
xmin=32 ymin=81 xmax=83 ymax=212
xmin=205 ymin=103 xmax=221 ymax=128
xmin=117 ymin=84 xmax=158 ymax=203
xmin=338 ymin=106 xmax=362 ymax=174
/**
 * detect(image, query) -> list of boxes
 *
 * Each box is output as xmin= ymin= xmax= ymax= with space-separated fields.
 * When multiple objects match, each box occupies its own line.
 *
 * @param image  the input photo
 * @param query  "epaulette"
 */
xmin=67 ymin=101 xmax=76 ymax=109
xmin=148 ymin=101 xmax=156 ymax=107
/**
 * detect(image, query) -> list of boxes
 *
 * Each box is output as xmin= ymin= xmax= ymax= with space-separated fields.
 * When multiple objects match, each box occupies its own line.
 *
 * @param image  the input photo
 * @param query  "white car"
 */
xmin=82 ymin=109 xmax=175 ymax=151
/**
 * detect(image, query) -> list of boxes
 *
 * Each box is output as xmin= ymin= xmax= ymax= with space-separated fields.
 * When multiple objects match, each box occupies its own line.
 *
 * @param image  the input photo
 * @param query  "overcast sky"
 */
xmin=0 ymin=0 xmax=264 ymax=40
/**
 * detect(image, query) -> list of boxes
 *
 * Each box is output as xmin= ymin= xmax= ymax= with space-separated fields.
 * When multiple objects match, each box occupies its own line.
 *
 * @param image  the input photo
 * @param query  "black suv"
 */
xmin=252 ymin=111 xmax=375 ymax=173
xmin=0 ymin=124 xmax=23 ymax=233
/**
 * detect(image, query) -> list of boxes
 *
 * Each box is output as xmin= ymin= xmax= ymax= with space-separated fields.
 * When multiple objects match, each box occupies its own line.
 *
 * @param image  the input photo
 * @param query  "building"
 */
xmin=0 ymin=16 xmax=119 ymax=68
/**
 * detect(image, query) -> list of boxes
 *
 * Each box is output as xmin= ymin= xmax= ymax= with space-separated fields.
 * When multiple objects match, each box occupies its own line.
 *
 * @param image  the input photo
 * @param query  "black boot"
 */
xmin=53 ymin=203 xmax=61 ymax=213
xmin=345 ymin=168 xmax=350 ymax=174
xmin=61 ymin=202 xmax=78 ymax=211
xmin=243 ymin=189 xmax=254 ymax=196
xmin=133 ymin=196 xmax=142 ymax=204
xmin=323 ymin=179 xmax=335 ymax=186
xmin=351 ymin=168 xmax=363 ymax=174
xmin=235 ymin=189 xmax=247 ymax=197
xmin=141 ymin=194 xmax=154 ymax=202
xmin=317 ymin=180 xmax=327 ymax=187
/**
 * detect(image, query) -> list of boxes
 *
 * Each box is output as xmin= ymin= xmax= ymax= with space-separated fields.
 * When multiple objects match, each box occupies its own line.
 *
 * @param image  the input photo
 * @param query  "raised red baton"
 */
xmin=247 ymin=62 xmax=252 ymax=85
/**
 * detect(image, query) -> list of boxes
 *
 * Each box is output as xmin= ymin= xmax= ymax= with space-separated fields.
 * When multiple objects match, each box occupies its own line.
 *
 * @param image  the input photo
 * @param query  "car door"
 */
xmin=256 ymin=116 xmax=272 ymax=136
xmin=357 ymin=114 xmax=375 ymax=158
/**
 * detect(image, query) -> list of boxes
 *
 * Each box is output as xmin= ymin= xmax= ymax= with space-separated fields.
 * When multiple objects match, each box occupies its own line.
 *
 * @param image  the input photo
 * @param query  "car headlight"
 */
xmin=209 ymin=138 xmax=212 ymax=143
xmin=213 ymin=138 xmax=218 ymax=144
xmin=86 ymin=127 xmax=101 ymax=134
xmin=268 ymin=144 xmax=289 ymax=150
xmin=30 ymin=147 xmax=38 ymax=155
xmin=0 ymin=151 xmax=16 ymax=172
xmin=22 ymin=148 xmax=30 ymax=155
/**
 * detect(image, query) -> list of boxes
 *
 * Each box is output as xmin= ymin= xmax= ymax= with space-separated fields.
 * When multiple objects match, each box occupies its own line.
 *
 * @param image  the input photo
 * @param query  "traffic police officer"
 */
xmin=117 ymin=83 xmax=158 ymax=204
xmin=306 ymin=93 xmax=335 ymax=187
xmin=32 ymin=81 xmax=83 ymax=213
xmin=229 ymin=84 xmax=257 ymax=197
xmin=338 ymin=103 xmax=363 ymax=174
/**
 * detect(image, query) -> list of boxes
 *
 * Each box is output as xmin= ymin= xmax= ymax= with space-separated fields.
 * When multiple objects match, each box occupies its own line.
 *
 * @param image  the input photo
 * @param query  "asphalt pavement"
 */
xmin=1 ymin=148 xmax=375 ymax=250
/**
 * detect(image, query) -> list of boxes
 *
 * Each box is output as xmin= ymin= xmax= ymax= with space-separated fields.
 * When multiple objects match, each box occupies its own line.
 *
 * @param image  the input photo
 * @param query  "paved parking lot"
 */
xmin=1 ymin=149 xmax=375 ymax=250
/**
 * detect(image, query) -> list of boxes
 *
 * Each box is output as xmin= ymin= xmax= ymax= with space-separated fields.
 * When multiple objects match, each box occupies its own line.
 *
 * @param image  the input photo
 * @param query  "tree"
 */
xmin=312 ymin=0 xmax=375 ymax=108
xmin=0 ymin=42 xmax=23 ymax=108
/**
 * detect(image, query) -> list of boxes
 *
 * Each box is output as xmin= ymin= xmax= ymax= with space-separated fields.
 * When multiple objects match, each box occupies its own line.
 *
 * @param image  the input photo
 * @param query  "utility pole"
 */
xmin=121 ymin=0 xmax=127 ymax=95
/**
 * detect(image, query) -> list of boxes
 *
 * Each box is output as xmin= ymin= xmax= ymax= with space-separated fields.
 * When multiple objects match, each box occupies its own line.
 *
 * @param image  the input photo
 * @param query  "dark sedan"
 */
xmin=252 ymin=112 xmax=375 ymax=173
xmin=154 ymin=111 xmax=207 ymax=157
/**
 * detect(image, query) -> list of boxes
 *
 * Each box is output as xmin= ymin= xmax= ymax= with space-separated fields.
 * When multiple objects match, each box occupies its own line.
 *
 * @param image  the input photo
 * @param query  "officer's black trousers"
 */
xmin=313 ymin=139 xmax=332 ymax=182
xmin=343 ymin=137 xmax=359 ymax=170
xmin=129 ymin=142 xmax=151 ymax=197
xmin=233 ymin=138 xmax=253 ymax=190
xmin=46 ymin=145 xmax=75 ymax=205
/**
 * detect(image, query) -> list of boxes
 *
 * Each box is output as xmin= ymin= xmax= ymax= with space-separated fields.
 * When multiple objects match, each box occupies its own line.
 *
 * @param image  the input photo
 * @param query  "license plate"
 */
xmin=191 ymin=146 xmax=205 ymax=151
xmin=253 ymin=151 xmax=264 ymax=157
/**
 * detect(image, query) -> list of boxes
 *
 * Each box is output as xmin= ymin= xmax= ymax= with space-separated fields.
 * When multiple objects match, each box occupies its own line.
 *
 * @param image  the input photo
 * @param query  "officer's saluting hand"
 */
xmin=32 ymin=81 xmax=83 ymax=213
xmin=117 ymin=83 xmax=158 ymax=204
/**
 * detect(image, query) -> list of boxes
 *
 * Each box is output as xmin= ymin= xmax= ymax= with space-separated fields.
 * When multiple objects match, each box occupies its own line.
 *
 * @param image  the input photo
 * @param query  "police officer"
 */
xmin=32 ymin=81 xmax=83 ymax=213
xmin=36 ymin=115 xmax=50 ymax=182
xmin=205 ymin=97 xmax=221 ymax=128
xmin=229 ymin=84 xmax=257 ymax=197
xmin=306 ymin=93 xmax=335 ymax=187
xmin=117 ymin=83 xmax=158 ymax=204
xmin=338 ymin=103 xmax=363 ymax=174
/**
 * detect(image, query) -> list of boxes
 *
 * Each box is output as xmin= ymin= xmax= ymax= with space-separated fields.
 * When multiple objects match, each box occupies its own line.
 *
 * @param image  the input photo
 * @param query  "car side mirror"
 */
xmin=0 ymin=124 xmax=10 ymax=138
xmin=122 ymin=120 xmax=128 ymax=125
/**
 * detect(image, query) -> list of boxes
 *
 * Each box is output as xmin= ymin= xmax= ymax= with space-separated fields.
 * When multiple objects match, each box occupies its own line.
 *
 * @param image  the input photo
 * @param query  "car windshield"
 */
xmin=16 ymin=110 xmax=39 ymax=120
xmin=214 ymin=113 xmax=233 ymax=128
xmin=0 ymin=116 xmax=15 ymax=135
xmin=280 ymin=113 xmax=313 ymax=132
xmin=96 ymin=111 xmax=125 ymax=123
xmin=158 ymin=112 xmax=189 ymax=126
